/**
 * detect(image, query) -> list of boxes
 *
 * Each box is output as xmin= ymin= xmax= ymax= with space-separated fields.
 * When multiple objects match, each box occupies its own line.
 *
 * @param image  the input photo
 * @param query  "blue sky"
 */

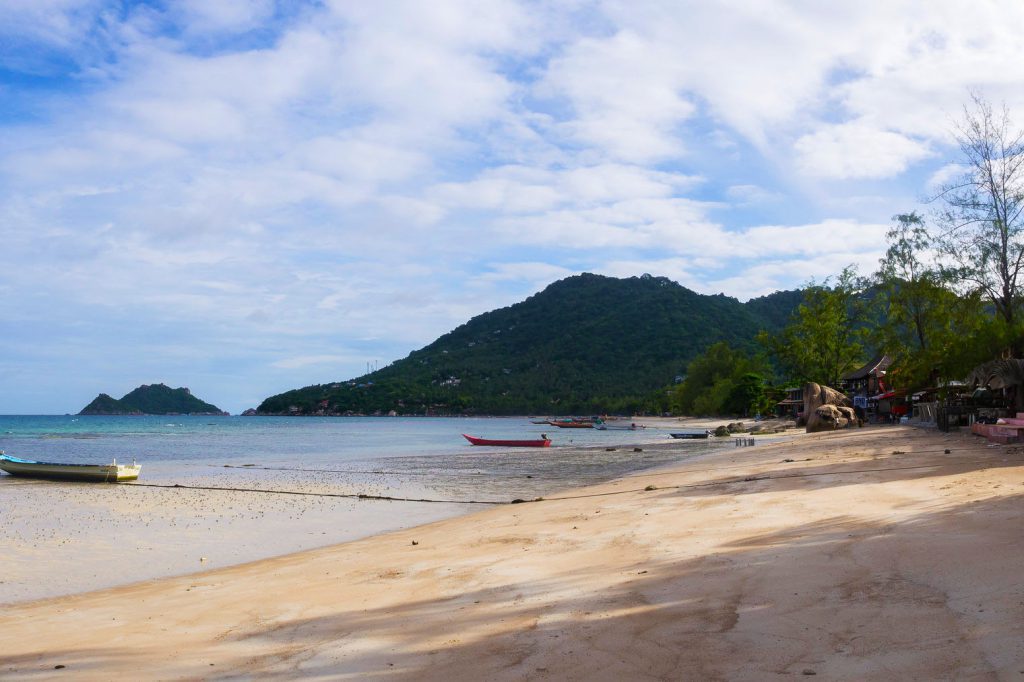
xmin=2 ymin=0 xmax=1023 ymax=414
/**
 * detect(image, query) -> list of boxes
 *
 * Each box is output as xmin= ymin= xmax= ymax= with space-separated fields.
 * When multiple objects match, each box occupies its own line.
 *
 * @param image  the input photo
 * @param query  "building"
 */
xmin=842 ymin=355 xmax=894 ymax=421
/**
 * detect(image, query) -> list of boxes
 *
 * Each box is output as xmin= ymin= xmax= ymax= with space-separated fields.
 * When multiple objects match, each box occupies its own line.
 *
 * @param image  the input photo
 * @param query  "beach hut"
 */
xmin=841 ymin=355 xmax=892 ymax=422
xmin=774 ymin=386 xmax=803 ymax=420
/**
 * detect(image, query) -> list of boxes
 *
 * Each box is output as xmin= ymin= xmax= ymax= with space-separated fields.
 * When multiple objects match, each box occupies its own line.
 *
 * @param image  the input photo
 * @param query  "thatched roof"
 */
xmin=966 ymin=359 xmax=1024 ymax=389
xmin=842 ymin=355 xmax=892 ymax=381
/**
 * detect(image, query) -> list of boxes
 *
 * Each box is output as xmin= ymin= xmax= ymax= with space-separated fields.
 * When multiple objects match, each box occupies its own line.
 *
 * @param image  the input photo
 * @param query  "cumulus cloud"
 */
xmin=795 ymin=123 xmax=934 ymax=179
xmin=4 ymin=0 xmax=1024 ymax=411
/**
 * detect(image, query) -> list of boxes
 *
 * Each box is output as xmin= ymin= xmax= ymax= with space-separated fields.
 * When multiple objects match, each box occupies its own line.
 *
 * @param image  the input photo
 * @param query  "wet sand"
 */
xmin=2 ymin=425 xmax=1022 ymax=679
xmin=0 ymin=416 xmax=734 ymax=603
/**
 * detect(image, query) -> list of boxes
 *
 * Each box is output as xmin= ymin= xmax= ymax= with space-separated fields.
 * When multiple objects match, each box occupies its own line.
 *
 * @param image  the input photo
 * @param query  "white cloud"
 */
xmin=175 ymin=0 xmax=277 ymax=35
xmin=926 ymin=163 xmax=967 ymax=192
xmin=795 ymin=123 xmax=933 ymax=179
xmin=725 ymin=184 xmax=782 ymax=205
xmin=271 ymin=354 xmax=362 ymax=370
xmin=539 ymin=30 xmax=695 ymax=162
xmin=735 ymin=219 xmax=889 ymax=259
xmin=7 ymin=0 xmax=1024 ymax=412
xmin=472 ymin=262 xmax=574 ymax=286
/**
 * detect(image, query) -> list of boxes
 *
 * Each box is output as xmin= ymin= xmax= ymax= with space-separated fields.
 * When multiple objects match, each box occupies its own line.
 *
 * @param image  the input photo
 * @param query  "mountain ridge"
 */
xmin=80 ymin=384 xmax=227 ymax=416
xmin=256 ymin=273 xmax=801 ymax=416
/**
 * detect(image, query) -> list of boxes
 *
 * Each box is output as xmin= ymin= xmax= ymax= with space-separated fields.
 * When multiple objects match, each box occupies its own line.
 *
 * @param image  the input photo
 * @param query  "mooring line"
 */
xmin=122 ymin=454 xmax=1009 ymax=506
xmin=125 ymin=482 xmax=504 ymax=505
xmin=218 ymin=464 xmax=512 ymax=478
xmin=213 ymin=445 xmax=995 ymax=482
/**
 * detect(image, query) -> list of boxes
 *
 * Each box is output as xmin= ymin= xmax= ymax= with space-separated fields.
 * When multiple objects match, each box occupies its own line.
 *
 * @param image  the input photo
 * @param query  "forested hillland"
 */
xmin=79 ymin=384 xmax=227 ymax=415
xmin=257 ymin=273 xmax=802 ymax=416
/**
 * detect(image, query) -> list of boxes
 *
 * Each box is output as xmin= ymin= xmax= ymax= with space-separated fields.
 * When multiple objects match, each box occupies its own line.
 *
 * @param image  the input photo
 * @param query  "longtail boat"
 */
xmin=669 ymin=431 xmax=711 ymax=439
xmin=462 ymin=434 xmax=551 ymax=447
xmin=0 ymin=452 xmax=141 ymax=482
xmin=547 ymin=419 xmax=596 ymax=428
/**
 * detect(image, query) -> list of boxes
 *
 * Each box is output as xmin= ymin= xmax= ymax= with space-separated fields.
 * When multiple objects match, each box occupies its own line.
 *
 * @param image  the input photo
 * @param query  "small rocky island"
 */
xmin=79 ymin=384 xmax=228 ymax=416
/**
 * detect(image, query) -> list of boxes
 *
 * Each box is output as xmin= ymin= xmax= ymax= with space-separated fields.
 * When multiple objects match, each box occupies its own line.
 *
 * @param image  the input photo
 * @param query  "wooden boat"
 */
xmin=0 ymin=452 xmax=141 ymax=482
xmin=462 ymin=434 xmax=551 ymax=447
xmin=593 ymin=419 xmax=638 ymax=430
xmin=669 ymin=431 xmax=711 ymax=440
xmin=547 ymin=419 xmax=595 ymax=428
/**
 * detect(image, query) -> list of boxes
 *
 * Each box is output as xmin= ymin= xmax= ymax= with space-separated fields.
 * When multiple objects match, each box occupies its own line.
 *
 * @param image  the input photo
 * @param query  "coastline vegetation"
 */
xmin=258 ymin=95 xmax=1024 ymax=420
xmin=678 ymin=94 xmax=1024 ymax=416
xmin=257 ymin=274 xmax=801 ymax=416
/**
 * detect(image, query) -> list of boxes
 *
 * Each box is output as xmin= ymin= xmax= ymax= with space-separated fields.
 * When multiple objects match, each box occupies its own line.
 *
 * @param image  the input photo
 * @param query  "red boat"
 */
xmin=547 ymin=419 xmax=595 ymax=428
xmin=462 ymin=434 xmax=551 ymax=447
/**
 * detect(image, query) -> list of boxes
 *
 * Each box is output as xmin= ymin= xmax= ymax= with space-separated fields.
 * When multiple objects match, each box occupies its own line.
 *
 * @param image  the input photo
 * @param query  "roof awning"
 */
xmin=871 ymin=391 xmax=896 ymax=400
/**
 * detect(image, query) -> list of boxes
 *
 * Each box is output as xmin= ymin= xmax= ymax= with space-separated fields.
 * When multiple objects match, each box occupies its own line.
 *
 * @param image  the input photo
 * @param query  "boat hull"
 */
xmin=0 ymin=455 xmax=141 ymax=482
xmin=669 ymin=432 xmax=710 ymax=439
xmin=462 ymin=434 xmax=551 ymax=447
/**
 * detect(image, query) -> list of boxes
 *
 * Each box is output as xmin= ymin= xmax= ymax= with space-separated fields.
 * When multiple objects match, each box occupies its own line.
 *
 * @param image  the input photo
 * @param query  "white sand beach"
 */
xmin=2 ymin=424 xmax=1022 ymax=679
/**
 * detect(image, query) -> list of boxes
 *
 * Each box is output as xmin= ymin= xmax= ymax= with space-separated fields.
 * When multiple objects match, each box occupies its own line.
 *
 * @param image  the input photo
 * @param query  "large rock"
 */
xmin=804 ymin=382 xmax=852 ymax=433
xmin=836 ymin=405 xmax=858 ymax=424
xmin=812 ymin=404 xmax=849 ymax=431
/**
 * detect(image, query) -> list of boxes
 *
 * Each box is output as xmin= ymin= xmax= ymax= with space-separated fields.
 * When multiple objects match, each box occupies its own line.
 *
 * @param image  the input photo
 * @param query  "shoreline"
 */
xmin=0 ymin=416 xmax=750 ymax=604
xmin=5 ymin=423 xmax=1020 ymax=679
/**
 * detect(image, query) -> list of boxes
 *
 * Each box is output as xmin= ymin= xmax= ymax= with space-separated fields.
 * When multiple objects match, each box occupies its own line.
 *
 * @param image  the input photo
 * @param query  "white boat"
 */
xmin=0 ymin=452 xmax=141 ymax=482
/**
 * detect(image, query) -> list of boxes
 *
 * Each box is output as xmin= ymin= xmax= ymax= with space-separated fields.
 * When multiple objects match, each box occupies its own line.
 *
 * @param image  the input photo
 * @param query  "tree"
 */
xmin=935 ymin=93 xmax=1024 ymax=350
xmin=722 ymin=372 xmax=772 ymax=417
xmin=671 ymin=342 xmax=767 ymax=416
xmin=869 ymin=212 xmax=981 ymax=387
xmin=877 ymin=213 xmax=938 ymax=351
xmin=760 ymin=266 xmax=866 ymax=388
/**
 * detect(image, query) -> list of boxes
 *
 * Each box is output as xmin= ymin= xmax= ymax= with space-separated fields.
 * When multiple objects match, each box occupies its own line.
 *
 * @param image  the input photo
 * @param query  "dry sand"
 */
xmin=2 ymin=424 xmax=1023 ymax=680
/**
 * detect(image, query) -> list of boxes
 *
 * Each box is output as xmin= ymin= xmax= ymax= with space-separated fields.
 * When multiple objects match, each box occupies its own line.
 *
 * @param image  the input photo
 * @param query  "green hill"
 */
xmin=257 ymin=273 xmax=801 ymax=416
xmin=79 ymin=384 xmax=226 ymax=415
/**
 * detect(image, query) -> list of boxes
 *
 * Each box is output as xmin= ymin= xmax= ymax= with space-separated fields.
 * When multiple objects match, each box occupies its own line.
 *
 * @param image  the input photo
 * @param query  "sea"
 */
xmin=0 ymin=415 xmax=723 ymax=502
xmin=0 ymin=415 xmax=728 ymax=602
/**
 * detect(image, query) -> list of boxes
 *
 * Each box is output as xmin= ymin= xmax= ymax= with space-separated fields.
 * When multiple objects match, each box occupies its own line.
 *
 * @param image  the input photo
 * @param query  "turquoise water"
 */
xmin=0 ymin=415 xmax=728 ymax=602
xmin=0 ymin=415 xmax=718 ymax=500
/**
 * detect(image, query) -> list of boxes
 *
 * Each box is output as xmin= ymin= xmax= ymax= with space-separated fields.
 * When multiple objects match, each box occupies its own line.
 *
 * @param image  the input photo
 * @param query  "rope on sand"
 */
xmin=123 ymin=455 xmax=996 ymax=506
xmin=217 ymin=464 xmax=525 ymax=478
xmin=125 ymin=482 xmax=506 ymax=505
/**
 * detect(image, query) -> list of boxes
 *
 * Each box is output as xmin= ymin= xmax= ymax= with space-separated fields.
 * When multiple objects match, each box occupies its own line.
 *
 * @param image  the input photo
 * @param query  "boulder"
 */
xmin=803 ymin=382 xmax=852 ymax=433
xmin=809 ymin=404 xmax=849 ymax=431
xmin=836 ymin=405 xmax=858 ymax=424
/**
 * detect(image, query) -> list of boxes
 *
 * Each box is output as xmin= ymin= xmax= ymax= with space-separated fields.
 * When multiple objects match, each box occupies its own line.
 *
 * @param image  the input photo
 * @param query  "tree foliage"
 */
xmin=759 ymin=267 xmax=866 ymax=389
xmin=868 ymin=213 xmax=991 ymax=388
xmin=257 ymin=274 xmax=801 ymax=416
xmin=671 ymin=343 xmax=771 ymax=416
xmin=79 ymin=384 xmax=225 ymax=415
xmin=935 ymin=93 xmax=1024 ymax=348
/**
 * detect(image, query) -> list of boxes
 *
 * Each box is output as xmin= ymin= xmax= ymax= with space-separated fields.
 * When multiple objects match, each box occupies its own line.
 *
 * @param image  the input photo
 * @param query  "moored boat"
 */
xmin=547 ymin=419 xmax=597 ymax=428
xmin=0 ymin=452 xmax=141 ymax=482
xmin=669 ymin=431 xmax=711 ymax=439
xmin=462 ymin=434 xmax=551 ymax=447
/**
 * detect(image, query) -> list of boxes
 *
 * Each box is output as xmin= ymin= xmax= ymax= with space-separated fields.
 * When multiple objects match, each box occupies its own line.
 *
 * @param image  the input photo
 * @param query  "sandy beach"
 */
xmin=2 ymin=424 xmax=1023 ymax=679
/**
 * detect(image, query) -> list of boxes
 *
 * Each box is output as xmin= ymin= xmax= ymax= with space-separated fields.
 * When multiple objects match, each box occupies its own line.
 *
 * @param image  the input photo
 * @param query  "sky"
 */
xmin=3 ymin=0 xmax=1024 ymax=414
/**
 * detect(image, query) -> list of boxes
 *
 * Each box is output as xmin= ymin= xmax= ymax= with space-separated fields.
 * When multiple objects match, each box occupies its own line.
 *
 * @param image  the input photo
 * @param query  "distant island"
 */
xmin=79 ymin=384 xmax=228 ymax=416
